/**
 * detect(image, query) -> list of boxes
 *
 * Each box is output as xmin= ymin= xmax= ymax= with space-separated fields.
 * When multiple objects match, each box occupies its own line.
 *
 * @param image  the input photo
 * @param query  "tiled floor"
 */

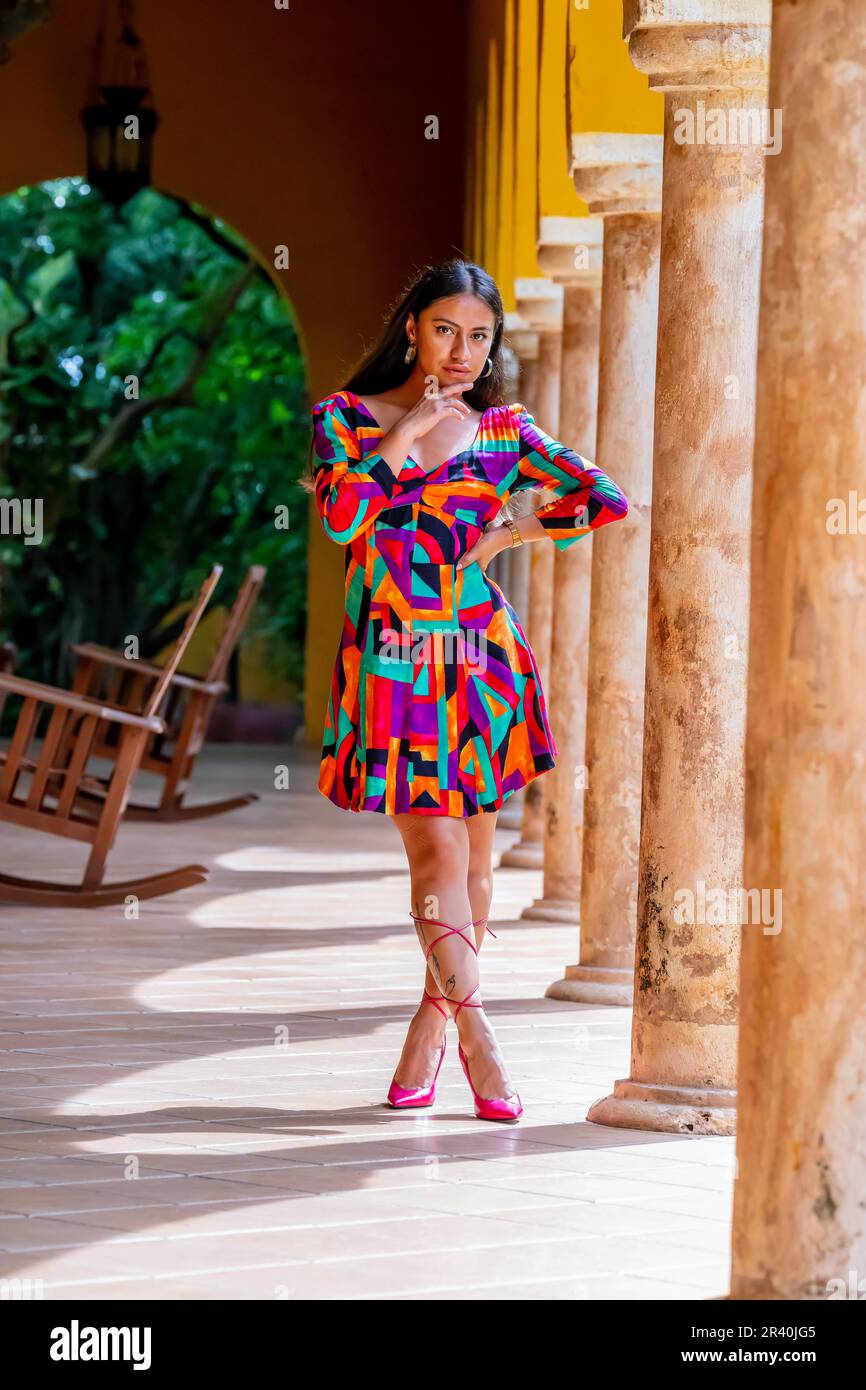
xmin=0 ymin=744 xmax=735 ymax=1299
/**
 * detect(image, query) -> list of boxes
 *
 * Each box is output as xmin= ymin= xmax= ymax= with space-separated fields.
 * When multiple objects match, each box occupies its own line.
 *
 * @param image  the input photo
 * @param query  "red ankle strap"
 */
xmin=411 ymin=912 xmax=489 ymax=1020
xmin=415 ymin=917 xmax=477 ymax=963
xmin=472 ymin=916 xmax=497 ymax=940
xmin=410 ymin=912 xmax=497 ymax=956
xmin=447 ymin=985 xmax=483 ymax=1020
xmin=421 ymin=988 xmax=450 ymax=1021
xmin=422 ymin=984 xmax=483 ymax=1021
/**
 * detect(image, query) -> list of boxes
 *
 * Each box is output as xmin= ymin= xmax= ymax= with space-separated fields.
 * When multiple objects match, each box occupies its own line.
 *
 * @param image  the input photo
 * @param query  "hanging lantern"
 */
xmin=80 ymin=0 xmax=158 ymax=207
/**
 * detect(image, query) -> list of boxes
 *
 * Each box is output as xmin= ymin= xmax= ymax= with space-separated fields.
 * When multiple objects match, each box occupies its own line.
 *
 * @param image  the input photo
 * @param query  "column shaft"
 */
xmin=589 ymin=13 xmax=770 ymax=1131
xmin=731 ymin=0 xmax=866 ymax=1298
xmin=554 ymin=212 xmax=660 ymax=997
xmin=507 ymin=328 xmax=561 ymax=862
xmin=526 ymin=283 xmax=600 ymax=916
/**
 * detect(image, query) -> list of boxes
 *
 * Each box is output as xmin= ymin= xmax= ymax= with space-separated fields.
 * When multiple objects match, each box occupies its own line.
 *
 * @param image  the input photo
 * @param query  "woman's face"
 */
xmin=408 ymin=293 xmax=496 ymax=388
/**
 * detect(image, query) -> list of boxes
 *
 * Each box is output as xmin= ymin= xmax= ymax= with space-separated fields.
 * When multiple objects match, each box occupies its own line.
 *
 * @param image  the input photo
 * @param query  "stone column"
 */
xmin=496 ymin=320 xmax=538 ymax=830
xmin=524 ymin=217 xmax=603 ymax=923
xmin=501 ymin=279 xmax=563 ymax=869
xmin=589 ymin=1 xmax=771 ymax=1134
xmin=501 ymin=324 xmax=538 ymax=623
xmin=731 ymin=0 xmax=866 ymax=1299
xmin=499 ymin=334 xmax=520 ymax=400
xmin=547 ymin=136 xmax=662 ymax=995
xmin=489 ymin=324 xmax=523 ymax=595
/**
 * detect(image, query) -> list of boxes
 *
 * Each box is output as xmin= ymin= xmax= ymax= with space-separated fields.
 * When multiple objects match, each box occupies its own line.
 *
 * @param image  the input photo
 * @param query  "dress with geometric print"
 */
xmin=311 ymin=388 xmax=628 ymax=817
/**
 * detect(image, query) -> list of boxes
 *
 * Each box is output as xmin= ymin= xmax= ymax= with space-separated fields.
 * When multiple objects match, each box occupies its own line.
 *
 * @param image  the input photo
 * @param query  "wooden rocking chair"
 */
xmin=0 ymin=641 xmax=17 ymax=723
xmin=65 ymin=565 xmax=266 ymax=822
xmin=0 ymin=566 xmax=222 ymax=908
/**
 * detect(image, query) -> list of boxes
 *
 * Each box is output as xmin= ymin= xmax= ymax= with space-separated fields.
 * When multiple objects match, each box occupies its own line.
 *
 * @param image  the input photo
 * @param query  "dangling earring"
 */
xmin=481 ymin=356 xmax=493 ymax=378
xmin=404 ymin=339 xmax=417 ymax=364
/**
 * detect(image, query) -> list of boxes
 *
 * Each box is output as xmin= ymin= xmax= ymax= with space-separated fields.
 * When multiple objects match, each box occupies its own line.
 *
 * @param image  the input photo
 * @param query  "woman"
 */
xmin=303 ymin=259 xmax=628 ymax=1122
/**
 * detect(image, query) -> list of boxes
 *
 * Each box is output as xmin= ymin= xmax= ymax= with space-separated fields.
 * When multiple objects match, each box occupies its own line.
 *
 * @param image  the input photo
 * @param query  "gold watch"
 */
xmin=504 ymin=518 xmax=523 ymax=548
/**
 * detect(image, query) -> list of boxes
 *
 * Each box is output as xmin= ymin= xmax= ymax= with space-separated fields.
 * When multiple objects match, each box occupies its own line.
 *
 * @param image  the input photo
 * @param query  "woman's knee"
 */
xmin=403 ymin=821 xmax=469 ymax=882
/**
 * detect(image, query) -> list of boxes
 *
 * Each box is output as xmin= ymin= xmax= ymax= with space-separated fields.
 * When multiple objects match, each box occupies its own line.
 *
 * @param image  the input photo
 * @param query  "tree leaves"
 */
xmin=0 ymin=177 xmax=308 ymax=692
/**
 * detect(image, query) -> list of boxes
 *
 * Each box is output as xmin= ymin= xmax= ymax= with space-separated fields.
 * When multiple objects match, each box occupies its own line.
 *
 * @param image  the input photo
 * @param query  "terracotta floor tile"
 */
xmin=0 ymin=746 xmax=736 ymax=1300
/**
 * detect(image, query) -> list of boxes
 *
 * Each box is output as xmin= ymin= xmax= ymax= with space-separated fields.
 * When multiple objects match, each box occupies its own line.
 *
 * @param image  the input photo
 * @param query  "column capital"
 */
xmin=536 ymin=216 xmax=603 ymax=288
xmin=570 ymin=133 xmax=663 ymax=216
xmin=622 ymin=0 xmax=771 ymax=92
xmin=514 ymin=277 xmax=563 ymax=334
xmin=504 ymin=311 xmax=539 ymax=360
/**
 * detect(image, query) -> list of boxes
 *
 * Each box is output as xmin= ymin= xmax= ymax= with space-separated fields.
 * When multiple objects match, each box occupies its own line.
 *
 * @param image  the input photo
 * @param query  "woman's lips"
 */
xmin=445 ymin=365 xmax=470 ymax=375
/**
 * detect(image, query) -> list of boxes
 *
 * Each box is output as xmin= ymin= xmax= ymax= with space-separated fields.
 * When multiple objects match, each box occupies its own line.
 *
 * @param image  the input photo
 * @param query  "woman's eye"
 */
xmin=434 ymin=326 xmax=488 ymax=340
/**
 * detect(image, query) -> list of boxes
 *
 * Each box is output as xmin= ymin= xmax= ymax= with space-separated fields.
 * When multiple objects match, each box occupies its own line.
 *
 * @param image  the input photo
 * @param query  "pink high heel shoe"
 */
xmin=410 ymin=912 xmax=523 ymax=1123
xmin=385 ymin=914 xmax=491 ymax=1110
xmin=386 ymin=989 xmax=449 ymax=1109
xmin=457 ymin=1041 xmax=523 ymax=1122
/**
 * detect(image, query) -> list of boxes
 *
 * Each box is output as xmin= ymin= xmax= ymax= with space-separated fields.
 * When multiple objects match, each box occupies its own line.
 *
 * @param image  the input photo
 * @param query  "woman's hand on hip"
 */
xmin=456 ymin=525 xmax=512 ymax=572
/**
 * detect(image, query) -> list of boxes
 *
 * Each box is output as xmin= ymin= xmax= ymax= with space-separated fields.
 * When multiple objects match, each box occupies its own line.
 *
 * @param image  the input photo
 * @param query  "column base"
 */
xmin=522 ymin=897 xmax=580 ymax=924
xmin=587 ymin=1078 xmax=737 ymax=1135
xmin=497 ymin=800 xmax=523 ymax=830
xmin=726 ymin=1281 xmax=835 ymax=1302
xmin=499 ymin=840 xmax=543 ymax=869
xmin=546 ymin=964 xmax=633 ymax=1006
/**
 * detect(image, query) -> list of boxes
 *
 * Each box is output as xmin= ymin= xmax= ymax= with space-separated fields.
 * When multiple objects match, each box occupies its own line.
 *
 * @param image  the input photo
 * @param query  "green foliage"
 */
xmin=0 ymin=177 xmax=309 ymax=691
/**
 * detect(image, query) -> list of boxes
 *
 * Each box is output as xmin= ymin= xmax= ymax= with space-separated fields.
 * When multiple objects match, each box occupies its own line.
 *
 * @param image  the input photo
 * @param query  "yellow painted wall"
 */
xmin=154 ymin=598 xmax=298 ymax=705
xmin=466 ymin=0 xmax=664 ymax=302
xmin=511 ymin=0 xmax=541 ymax=289
xmin=539 ymin=0 xmax=588 ymax=219
xmin=483 ymin=22 xmax=502 ymax=273
xmin=154 ymin=604 xmax=222 ymax=679
xmin=567 ymin=0 xmax=663 ymax=137
xmin=495 ymin=1 xmax=517 ymax=303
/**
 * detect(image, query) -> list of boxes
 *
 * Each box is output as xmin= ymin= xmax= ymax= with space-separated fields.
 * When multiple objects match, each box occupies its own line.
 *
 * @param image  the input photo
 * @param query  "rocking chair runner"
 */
xmin=65 ymin=565 xmax=266 ymax=821
xmin=0 ymin=566 xmax=222 ymax=908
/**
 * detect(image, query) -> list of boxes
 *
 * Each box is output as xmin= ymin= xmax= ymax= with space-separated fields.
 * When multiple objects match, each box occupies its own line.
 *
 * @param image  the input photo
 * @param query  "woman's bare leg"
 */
xmin=417 ymin=808 xmax=496 ymax=998
xmin=390 ymin=814 xmax=469 ymax=1091
xmin=459 ymin=809 xmax=515 ymax=1098
xmin=392 ymin=809 xmax=515 ymax=1099
xmin=466 ymin=807 xmax=498 ymax=947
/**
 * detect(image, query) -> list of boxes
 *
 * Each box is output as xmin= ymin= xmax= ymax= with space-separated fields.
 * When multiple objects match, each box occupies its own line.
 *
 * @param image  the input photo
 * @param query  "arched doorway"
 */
xmin=0 ymin=175 xmax=307 ymax=736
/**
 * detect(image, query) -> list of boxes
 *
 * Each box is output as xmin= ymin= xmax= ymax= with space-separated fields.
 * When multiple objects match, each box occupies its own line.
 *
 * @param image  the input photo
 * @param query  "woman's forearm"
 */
xmin=487 ymin=512 xmax=548 ymax=553
xmin=376 ymin=423 xmax=417 ymax=476
xmin=511 ymin=513 xmax=546 ymax=543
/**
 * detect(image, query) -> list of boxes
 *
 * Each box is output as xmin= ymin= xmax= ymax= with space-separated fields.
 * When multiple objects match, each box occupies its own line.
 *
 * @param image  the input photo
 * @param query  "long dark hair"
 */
xmin=300 ymin=258 xmax=506 ymax=492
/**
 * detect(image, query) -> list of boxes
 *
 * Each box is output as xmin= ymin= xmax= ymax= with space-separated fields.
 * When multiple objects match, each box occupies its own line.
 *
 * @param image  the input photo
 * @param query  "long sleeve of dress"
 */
xmin=311 ymin=394 xmax=398 ymax=544
xmin=507 ymin=402 xmax=628 ymax=551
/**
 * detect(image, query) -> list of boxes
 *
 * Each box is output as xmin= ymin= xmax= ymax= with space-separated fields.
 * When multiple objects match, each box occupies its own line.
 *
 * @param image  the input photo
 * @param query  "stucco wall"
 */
xmin=0 ymin=0 xmax=469 ymax=744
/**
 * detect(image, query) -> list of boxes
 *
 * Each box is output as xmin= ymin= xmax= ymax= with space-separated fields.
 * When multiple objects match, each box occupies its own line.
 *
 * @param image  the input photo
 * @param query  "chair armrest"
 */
xmin=0 ymin=673 xmax=166 ymax=733
xmin=70 ymin=642 xmax=165 ymax=679
xmin=69 ymin=643 xmax=228 ymax=695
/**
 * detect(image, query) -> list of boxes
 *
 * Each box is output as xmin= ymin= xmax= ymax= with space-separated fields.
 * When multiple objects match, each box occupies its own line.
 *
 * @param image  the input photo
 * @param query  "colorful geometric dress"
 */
xmin=311 ymin=388 xmax=628 ymax=817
